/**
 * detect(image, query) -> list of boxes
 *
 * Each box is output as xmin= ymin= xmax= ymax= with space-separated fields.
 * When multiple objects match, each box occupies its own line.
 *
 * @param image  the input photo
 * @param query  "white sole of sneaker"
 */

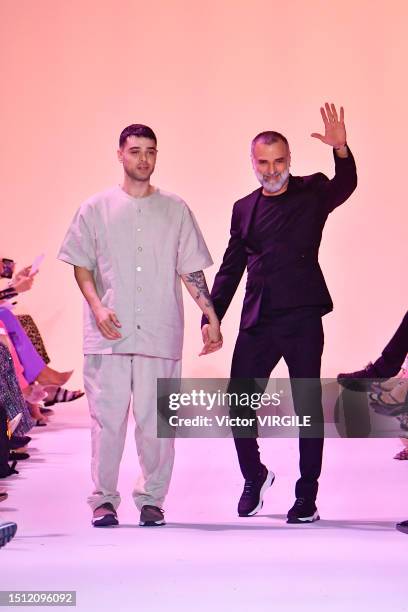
xmin=287 ymin=510 xmax=320 ymax=524
xmin=92 ymin=515 xmax=119 ymax=527
xmin=139 ymin=520 xmax=165 ymax=527
xmin=244 ymin=471 xmax=276 ymax=517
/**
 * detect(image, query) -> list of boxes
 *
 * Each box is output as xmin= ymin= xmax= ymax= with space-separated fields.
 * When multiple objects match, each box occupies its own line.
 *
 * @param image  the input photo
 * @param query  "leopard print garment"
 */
xmin=16 ymin=314 xmax=50 ymax=364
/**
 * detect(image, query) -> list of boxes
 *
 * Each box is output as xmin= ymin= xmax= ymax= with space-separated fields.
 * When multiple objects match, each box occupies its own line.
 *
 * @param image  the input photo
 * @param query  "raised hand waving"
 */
xmin=311 ymin=103 xmax=347 ymax=149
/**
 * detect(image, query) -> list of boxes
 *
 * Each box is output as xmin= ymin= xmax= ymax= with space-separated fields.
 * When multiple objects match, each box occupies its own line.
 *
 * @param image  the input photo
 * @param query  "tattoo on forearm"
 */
xmin=184 ymin=271 xmax=213 ymax=307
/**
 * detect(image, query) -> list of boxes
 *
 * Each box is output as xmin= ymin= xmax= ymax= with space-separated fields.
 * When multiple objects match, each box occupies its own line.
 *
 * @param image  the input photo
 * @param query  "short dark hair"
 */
xmin=119 ymin=124 xmax=157 ymax=148
xmin=251 ymin=131 xmax=289 ymax=154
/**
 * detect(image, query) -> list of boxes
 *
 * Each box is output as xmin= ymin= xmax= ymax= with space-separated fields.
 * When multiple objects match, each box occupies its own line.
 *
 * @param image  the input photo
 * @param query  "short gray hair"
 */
xmin=251 ymin=131 xmax=289 ymax=155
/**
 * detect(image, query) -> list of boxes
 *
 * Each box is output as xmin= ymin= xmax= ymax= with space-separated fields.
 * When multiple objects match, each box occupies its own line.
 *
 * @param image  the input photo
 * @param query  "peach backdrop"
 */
xmin=1 ymin=0 xmax=406 ymax=386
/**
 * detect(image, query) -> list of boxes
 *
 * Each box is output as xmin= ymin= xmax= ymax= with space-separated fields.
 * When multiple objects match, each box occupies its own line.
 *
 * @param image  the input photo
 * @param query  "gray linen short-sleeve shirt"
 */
xmin=58 ymin=186 xmax=213 ymax=359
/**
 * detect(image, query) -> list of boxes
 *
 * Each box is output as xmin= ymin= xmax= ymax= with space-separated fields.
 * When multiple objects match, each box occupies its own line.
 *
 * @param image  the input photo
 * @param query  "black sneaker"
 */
xmin=238 ymin=465 xmax=275 ymax=517
xmin=92 ymin=502 xmax=119 ymax=527
xmin=337 ymin=362 xmax=385 ymax=392
xmin=396 ymin=520 xmax=408 ymax=535
xmin=0 ymin=522 xmax=17 ymax=548
xmin=287 ymin=498 xmax=320 ymax=524
xmin=139 ymin=505 xmax=165 ymax=526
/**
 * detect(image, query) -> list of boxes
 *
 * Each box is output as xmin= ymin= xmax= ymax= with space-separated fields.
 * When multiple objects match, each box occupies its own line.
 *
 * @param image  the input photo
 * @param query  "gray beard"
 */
xmin=256 ymin=167 xmax=290 ymax=194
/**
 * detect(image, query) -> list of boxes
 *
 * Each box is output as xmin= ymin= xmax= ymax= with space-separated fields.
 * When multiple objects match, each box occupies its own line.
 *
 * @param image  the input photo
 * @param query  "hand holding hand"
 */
xmin=93 ymin=306 xmax=122 ymax=340
xmin=199 ymin=322 xmax=223 ymax=356
xmin=311 ymin=103 xmax=347 ymax=149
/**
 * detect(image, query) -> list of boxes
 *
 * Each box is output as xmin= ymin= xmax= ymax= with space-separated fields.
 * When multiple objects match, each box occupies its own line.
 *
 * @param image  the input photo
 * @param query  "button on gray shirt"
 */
xmin=58 ymin=186 xmax=213 ymax=359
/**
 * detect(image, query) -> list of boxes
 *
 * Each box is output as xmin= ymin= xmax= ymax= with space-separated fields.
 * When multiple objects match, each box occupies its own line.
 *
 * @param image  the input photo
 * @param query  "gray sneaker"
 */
xmin=0 ymin=522 xmax=17 ymax=548
xmin=139 ymin=505 xmax=165 ymax=526
xmin=92 ymin=502 xmax=119 ymax=527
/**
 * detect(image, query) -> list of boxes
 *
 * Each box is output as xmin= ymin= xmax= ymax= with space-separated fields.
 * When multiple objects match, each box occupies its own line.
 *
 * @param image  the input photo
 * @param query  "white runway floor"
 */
xmin=2 ymin=398 xmax=407 ymax=612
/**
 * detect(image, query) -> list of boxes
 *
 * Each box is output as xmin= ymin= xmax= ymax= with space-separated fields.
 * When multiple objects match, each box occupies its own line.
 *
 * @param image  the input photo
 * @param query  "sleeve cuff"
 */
xmin=57 ymin=254 xmax=95 ymax=270
xmin=177 ymin=256 xmax=214 ymax=276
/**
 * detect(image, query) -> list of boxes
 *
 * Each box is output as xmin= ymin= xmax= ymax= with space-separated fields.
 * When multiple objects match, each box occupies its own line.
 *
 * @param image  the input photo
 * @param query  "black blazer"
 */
xmin=203 ymin=148 xmax=357 ymax=330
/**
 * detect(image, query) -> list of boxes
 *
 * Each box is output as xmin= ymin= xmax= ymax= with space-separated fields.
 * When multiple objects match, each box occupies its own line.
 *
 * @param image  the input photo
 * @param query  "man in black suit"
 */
xmin=202 ymin=104 xmax=357 ymax=523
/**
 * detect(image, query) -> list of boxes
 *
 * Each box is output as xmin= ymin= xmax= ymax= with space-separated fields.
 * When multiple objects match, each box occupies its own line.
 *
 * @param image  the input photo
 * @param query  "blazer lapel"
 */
xmin=241 ymin=188 xmax=262 ymax=240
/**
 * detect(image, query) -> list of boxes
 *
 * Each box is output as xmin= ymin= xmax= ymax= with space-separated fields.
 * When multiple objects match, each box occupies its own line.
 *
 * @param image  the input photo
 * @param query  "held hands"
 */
xmin=311 ymin=103 xmax=347 ymax=149
xmin=200 ymin=322 xmax=223 ymax=356
xmin=93 ymin=306 xmax=122 ymax=340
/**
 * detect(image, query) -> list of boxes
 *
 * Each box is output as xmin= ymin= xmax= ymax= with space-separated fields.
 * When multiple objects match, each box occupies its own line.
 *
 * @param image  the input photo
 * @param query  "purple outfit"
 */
xmin=0 ymin=308 xmax=45 ymax=383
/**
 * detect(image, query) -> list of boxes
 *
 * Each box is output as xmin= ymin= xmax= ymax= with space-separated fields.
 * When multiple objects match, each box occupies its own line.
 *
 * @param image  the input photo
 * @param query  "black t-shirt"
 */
xmin=249 ymin=181 xmax=325 ymax=316
xmin=251 ymin=189 xmax=291 ymax=249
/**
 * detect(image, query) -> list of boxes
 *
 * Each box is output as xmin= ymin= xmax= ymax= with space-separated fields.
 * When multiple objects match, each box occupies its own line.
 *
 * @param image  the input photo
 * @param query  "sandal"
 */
xmin=370 ymin=391 xmax=405 ymax=408
xmin=375 ymin=388 xmax=408 ymax=408
xmin=44 ymin=387 xmax=84 ymax=407
xmin=371 ymin=378 xmax=400 ymax=393
xmin=368 ymin=385 xmax=407 ymax=405
xmin=373 ymin=402 xmax=408 ymax=417
xmin=394 ymin=448 xmax=408 ymax=460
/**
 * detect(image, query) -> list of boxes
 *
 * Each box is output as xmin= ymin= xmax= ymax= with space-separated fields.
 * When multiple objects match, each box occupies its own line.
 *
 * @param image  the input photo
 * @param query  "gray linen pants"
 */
xmin=83 ymin=353 xmax=180 ymax=511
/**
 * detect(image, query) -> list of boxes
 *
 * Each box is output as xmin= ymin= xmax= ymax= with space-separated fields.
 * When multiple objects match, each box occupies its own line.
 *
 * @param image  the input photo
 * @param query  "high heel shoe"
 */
xmin=9 ymin=451 xmax=30 ymax=461
xmin=27 ymin=401 xmax=48 ymax=426
xmin=8 ymin=413 xmax=22 ymax=434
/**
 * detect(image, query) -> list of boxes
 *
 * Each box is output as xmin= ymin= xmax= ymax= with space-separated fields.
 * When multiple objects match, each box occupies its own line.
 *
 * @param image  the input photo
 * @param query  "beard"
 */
xmin=255 ymin=167 xmax=290 ymax=194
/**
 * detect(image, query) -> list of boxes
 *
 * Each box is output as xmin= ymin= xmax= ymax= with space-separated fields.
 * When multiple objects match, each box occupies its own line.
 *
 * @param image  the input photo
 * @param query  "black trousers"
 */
xmin=374 ymin=310 xmax=408 ymax=376
xmin=0 ymin=405 xmax=10 ymax=478
xmin=230 ymin=306 xmax=324 ymax=501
